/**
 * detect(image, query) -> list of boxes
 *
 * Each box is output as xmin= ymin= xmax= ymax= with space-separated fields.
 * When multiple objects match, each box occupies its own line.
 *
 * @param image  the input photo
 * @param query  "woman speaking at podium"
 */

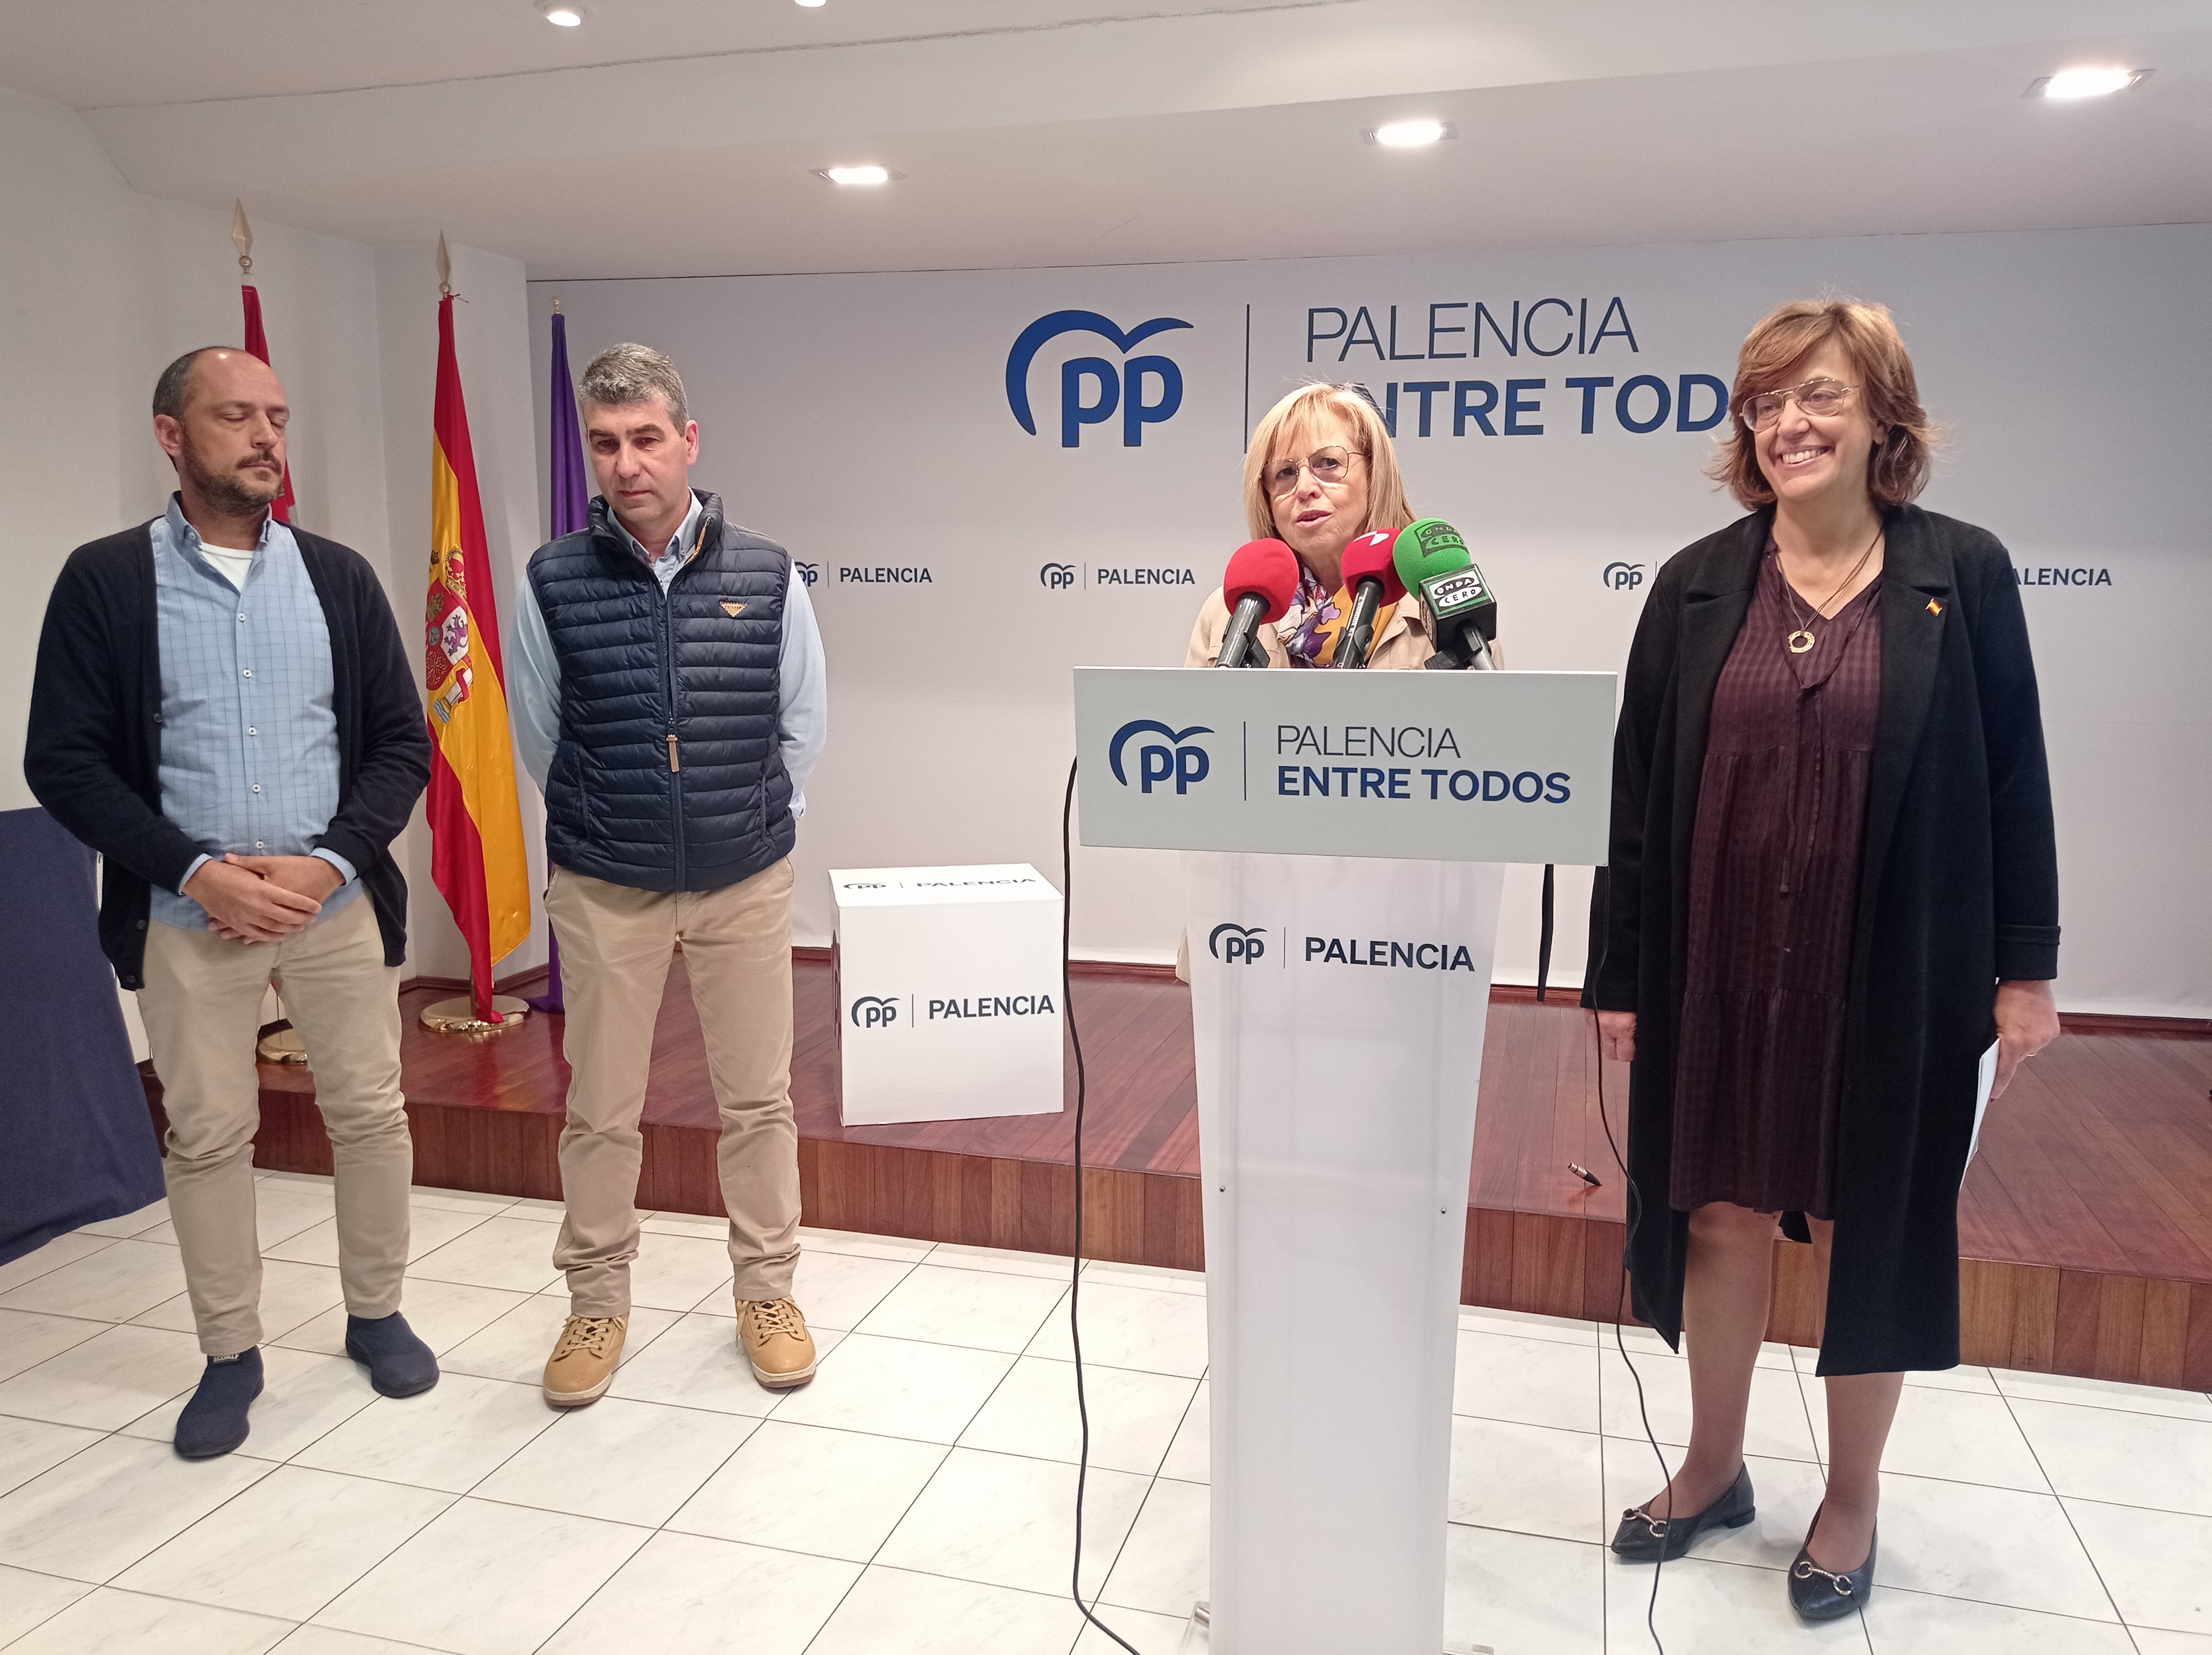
xmin=1184 ymin=382 xmax=1430 ymax=669
xmin=1588 ymin=299 xmax=2060 ymax=1617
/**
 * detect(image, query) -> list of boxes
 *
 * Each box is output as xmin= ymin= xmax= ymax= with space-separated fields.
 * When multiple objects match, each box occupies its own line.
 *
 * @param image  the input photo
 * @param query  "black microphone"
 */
xmin=1331 ymin=532 xmax=1407 ymax=670
xmin=1216 ymin=539 xmax=1300 ymax=668
xmin=1391 ymin=518 xmax=1498 ymax=670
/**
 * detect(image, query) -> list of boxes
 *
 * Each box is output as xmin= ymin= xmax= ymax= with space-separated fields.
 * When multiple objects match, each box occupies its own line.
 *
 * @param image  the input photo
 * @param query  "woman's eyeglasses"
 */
xmin=1739 ymin=378 xmax=1859 ymax=430
xmin=1267 ymin=446 xmax=1362 ymax=497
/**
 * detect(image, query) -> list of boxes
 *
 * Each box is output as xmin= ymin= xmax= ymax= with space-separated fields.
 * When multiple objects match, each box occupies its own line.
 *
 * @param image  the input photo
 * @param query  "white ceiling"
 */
xmin=6 ymin=0 xmax=2207 ymax=277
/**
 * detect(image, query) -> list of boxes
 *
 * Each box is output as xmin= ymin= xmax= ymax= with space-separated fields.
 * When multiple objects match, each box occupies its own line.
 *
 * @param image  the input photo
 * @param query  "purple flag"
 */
xmin=526 ymin=305 xmax=590 ymax=1016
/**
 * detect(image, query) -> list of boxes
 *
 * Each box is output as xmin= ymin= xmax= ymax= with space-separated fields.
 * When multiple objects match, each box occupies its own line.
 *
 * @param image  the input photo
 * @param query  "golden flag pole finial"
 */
xmin=436 ymin=231 xmax=452 ymax=297
xmin=232 ymin=199 xmax=253 ymax=277
xmin=552 ymin=295 xmax=563 ymax=315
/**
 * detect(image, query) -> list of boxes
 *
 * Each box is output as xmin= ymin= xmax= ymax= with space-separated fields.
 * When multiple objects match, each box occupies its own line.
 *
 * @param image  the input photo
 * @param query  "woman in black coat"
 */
xmin=1587 ymin=299 xmax=2060 ymax=1618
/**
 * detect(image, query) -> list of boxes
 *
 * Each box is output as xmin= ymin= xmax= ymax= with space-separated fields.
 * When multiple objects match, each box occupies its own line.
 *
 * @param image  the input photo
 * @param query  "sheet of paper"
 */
xmin=1962 ymin=1039 xmax=2001 ymax=1188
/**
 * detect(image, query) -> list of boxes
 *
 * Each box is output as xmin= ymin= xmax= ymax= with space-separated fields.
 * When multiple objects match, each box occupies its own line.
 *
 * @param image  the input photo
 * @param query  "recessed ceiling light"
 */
xmin=795 ymin=0 xmax=827 ymax=7
xmin=816 ymin=165 xmax=894 ymax=186
xmin=538 ymin=1 xmax=583 ymax=24
xmin=2027 ymin=66 xmax=2149 ymax=99
xmin=1366 ymin=119 xmax=1455 ymax=148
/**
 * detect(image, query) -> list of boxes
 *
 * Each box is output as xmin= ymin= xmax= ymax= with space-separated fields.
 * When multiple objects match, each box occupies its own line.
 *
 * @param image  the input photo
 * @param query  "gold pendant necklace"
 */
xmin=1781 ymin=524 xmax=1882 ymax=656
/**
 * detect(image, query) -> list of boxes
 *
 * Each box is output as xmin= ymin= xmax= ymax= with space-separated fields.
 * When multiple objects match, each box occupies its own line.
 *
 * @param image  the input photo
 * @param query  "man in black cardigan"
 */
xmin=25 ymin=348 xmax=436 ymax=1459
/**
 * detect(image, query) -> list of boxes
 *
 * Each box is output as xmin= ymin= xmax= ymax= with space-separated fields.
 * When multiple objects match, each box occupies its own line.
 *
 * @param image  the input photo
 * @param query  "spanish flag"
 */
xmin=425 ymin=293 xmax=531 ymax=1018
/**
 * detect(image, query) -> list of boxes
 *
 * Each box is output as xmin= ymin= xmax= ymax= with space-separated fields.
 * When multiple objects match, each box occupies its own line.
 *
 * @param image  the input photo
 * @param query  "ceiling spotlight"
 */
xmin=538 ymin=1 xmax=583 ymax=23
xmin=816 ymin=164 xmax=893 ymax=186
xmin=795 ymin=0 xmax=827 ymax=7
xmin=2028 ymin=66 xmax=2148 ymax=99
xmin=1366 ymin=119 xmax=1454 ymax=148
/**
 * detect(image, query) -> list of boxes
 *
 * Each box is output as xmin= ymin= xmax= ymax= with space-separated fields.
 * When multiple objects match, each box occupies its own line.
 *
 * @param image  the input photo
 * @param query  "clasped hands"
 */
xmin=1594 ymin=980 xmax=2062 ymax=1100
xmin=182 ymin=852 xmax=342 ymax=943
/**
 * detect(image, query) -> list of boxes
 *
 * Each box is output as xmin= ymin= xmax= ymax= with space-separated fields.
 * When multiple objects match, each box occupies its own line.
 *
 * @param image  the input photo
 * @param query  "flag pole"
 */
xmin=524 ymin=291 xmax=582 ymax=1017
xmin=419 ymin=232 xmax=535 ymax=1035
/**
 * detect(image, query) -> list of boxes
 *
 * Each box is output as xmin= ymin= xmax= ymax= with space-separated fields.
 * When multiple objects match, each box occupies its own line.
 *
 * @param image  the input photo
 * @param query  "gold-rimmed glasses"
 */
xmin=1266 ymin=445 xmax=1362 ymax=497
xmin=1739 ymin=378 xmax=1859 ymax=430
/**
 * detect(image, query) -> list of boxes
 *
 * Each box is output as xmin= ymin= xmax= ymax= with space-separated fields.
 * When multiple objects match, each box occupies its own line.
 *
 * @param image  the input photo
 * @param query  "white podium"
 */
xmin=830 ymin=865 xmax=1066 ymax=1126
xmin=1074 ymin=667 xmax=1614 ymax=1655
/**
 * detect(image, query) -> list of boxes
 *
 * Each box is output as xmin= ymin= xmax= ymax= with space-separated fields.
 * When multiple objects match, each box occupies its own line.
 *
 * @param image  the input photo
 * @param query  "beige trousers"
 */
xmin=138 ymin=898 xmax=411 ymax=1356
xmin=545 ymin=858 xmax=801 ymax=1314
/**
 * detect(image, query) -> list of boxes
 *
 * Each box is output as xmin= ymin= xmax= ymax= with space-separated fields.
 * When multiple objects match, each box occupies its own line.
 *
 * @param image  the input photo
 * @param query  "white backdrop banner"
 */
xmin=533 ymin=223 xmax=2211 ymax=1016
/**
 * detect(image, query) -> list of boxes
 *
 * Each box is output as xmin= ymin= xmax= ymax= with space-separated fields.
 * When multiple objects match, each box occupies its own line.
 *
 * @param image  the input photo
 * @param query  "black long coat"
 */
xmin=1586 ymin=503 xmax=2059 ymax=1376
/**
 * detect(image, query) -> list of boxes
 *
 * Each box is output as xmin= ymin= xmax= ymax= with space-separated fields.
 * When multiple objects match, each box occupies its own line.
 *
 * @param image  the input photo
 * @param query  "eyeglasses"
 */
xmin=1739 ymin=378 xmax=1859 ymax=430
xmin=1266 ymin=445 xmax=1362 ymax=497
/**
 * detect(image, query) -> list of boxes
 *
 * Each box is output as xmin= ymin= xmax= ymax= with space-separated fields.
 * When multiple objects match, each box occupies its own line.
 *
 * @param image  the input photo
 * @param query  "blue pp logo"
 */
xmin=1208 ymin=923 xmax=1266 ymax=964
xmin=849 ymin=996 xmax=898 ymax=1029
xmin=1108 ymin=720 xmax=1212 ymax=794
xmin=1601 ymin=561 xmax=1644 ymax=591
xmin=1006 ymin=310 xmax=1193 ymax=447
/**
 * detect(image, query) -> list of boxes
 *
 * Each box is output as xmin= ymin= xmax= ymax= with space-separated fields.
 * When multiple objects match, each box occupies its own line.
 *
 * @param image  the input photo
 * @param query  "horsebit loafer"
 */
xmin=1790 ymin=1513 xmax=1876 ymax=1619
xmin=1609 ymin=1462 xmax=1755 ymax=1562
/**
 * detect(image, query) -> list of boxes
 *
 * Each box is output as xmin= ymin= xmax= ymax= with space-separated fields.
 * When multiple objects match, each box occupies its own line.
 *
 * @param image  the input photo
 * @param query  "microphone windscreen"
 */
xmin=1223 ymin=538 xmax=1301 ymax=623
xmin=1392 ymin=518 xmax=1473 ymax=592
xmin=1340 ymin=530 xmax=1407 ymax=603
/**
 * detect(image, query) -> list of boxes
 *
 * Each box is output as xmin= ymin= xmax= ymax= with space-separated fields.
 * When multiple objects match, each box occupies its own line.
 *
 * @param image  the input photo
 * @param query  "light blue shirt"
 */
xmin=508 ymin=493 xmax=828 ymax=817
xmin=149 ymin=496 xmax=358 ymax=931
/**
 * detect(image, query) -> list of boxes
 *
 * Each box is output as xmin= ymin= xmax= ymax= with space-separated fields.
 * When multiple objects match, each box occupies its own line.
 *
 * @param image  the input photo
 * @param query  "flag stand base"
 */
xmin=419 ymin=995 xmax=530 ymax=1035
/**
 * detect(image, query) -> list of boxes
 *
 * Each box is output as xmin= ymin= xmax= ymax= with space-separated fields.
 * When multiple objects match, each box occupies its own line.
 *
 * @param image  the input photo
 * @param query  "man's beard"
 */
xmin=178 ymin=433 xmax=284 ymax=515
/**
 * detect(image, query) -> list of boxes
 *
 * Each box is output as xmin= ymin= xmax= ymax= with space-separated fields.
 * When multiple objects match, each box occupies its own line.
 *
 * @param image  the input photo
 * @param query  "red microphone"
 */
xmin=1333 ymin=530 xmax=1407 ymax=669
xmin=1217 ymin=538 xmax=1300 ymax=668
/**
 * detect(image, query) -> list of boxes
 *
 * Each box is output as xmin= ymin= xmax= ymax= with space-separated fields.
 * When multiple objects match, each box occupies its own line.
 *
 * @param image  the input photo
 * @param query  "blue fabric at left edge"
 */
xmin=0 ymin=805 xmax=164 ymax=1265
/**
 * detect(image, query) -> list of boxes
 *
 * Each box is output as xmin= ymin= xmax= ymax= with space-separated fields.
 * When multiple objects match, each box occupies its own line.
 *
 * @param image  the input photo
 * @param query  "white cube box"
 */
xmin=830 ymin=864 xmax=1067 ymax=1126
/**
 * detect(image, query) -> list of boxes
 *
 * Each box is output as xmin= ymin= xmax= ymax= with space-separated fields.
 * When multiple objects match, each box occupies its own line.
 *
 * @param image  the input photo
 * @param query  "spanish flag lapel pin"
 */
xmin=1926 ymin=598 xmax=1943 ymax=617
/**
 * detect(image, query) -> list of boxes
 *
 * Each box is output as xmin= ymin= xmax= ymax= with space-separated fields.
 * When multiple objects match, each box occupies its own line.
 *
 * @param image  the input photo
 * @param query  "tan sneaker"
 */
xmin=735 ymin=1297 xmax=817 ymax=1388
xmin=543 ymin=1314 xmax=627 ymax=1407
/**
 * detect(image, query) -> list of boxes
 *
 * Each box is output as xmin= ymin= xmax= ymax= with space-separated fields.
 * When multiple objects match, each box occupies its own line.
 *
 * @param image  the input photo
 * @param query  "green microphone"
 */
xmin=1391 ymin=518 xmax=1497 ymax=669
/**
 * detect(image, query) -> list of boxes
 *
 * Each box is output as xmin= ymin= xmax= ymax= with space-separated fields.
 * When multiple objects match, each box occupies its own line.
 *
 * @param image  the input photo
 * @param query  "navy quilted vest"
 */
xmin=528 ymin=491 xmax=794 ymax=892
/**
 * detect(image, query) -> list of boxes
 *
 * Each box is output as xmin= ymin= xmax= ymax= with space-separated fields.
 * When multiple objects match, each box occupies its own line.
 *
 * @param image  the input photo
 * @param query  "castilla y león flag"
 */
xmin=425 ymin=293 xmax=530 ymax=1017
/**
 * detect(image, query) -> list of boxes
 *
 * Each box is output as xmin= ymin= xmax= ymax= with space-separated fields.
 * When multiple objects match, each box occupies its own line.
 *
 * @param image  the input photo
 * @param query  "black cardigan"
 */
xmin=24 ymin=521 xmax=431 ymax=988
xmin=1587 ymin=503 xmax=2059 ymax=1376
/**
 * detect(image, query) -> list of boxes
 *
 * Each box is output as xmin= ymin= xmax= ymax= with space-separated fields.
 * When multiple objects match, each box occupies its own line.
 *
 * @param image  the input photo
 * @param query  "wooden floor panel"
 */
xmin=154 ymin=955 xmax=2212 ymax=1389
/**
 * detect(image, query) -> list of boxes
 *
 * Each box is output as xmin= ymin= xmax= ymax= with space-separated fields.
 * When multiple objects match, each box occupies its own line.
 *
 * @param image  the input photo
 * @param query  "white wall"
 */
xmin=535 ymin=224 xmax=2211 ymax=1018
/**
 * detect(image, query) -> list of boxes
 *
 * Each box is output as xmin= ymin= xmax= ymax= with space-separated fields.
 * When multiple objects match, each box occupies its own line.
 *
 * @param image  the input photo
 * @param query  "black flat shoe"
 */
xmin=1609 ymin=1463 xmax=1755 ymax=1561
xmin=1790 ymin=1508 xmax=1876 ymax=1619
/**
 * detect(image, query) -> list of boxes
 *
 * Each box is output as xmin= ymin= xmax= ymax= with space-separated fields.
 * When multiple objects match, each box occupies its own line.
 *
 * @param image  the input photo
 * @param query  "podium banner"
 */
xmin=1074 ymin=665 xmax=1614 ymax=863
xmin=1187 ymin=849 xmax=1504 ymax=1654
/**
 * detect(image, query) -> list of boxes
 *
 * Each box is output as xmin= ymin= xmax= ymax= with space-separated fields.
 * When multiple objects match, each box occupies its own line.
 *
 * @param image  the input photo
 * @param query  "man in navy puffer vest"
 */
xmin=509 ymin=344 xmax=828 ymax=1406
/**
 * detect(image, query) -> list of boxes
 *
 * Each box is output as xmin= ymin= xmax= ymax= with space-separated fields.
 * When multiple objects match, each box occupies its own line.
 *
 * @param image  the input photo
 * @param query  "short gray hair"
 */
xmin=579 ymin=342 xmax=688 ymax=432
xmin=153 ymin=347 xmax=223 ymax=420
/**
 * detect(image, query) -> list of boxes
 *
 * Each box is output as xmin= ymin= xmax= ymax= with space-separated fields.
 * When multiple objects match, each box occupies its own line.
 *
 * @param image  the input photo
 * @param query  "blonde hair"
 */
xmin=1708 ymin=298 xmax=1937 ymax=510
xmin=1243 ymin=383 xmax=1415 ymax=544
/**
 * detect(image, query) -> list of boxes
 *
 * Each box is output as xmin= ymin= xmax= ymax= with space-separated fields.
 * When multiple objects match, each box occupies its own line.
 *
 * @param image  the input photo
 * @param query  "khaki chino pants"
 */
xmin=138 ymin=898 xmax=411 ymax=1357
xmin=546 ymin=858 xmax=801 ymax=1314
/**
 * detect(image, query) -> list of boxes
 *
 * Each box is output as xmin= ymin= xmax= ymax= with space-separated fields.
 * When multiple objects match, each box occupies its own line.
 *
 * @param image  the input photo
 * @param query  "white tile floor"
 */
xmin=2 ymin=1172 xmax=2209 ymax=1653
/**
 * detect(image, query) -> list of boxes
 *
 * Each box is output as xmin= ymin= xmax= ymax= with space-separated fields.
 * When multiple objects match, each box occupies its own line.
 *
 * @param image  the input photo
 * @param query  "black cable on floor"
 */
xmin=1592 ymin=1009 xmax=1669 ymax=1655
xmin=1063 ymin=757 xmax=1141 ymax=1654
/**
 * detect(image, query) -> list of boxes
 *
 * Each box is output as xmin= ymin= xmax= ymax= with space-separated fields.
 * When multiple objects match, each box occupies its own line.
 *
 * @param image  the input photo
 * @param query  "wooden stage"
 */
xmin=159 ymin=954 xmax=2212 ymax=1391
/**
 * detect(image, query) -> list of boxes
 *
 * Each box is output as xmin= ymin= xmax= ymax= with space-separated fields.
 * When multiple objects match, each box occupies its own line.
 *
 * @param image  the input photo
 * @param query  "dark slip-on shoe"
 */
xmin=1610 ymin=1462 xmax=1755 ymax=1562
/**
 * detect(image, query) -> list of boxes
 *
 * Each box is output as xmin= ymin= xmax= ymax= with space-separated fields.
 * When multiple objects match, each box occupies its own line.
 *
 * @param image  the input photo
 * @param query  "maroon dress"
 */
xmin=1670 ymin=551 xmax=1884 ymax=1219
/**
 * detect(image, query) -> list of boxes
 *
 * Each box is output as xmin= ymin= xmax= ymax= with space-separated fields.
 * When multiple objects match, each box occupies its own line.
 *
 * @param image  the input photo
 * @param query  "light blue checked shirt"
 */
xmin=150 ymin=495 xmax=359 ymax=931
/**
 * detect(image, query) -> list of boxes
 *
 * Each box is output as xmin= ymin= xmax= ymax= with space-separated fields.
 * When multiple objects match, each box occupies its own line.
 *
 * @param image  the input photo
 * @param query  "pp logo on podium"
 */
xmin=1108 ymin=720 xmax=1212 ymax=795
xmin=1208 ymin=923 xmax=1267 ymax=965
xmin=849 ymin=995 xmax=899 ymax=1029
